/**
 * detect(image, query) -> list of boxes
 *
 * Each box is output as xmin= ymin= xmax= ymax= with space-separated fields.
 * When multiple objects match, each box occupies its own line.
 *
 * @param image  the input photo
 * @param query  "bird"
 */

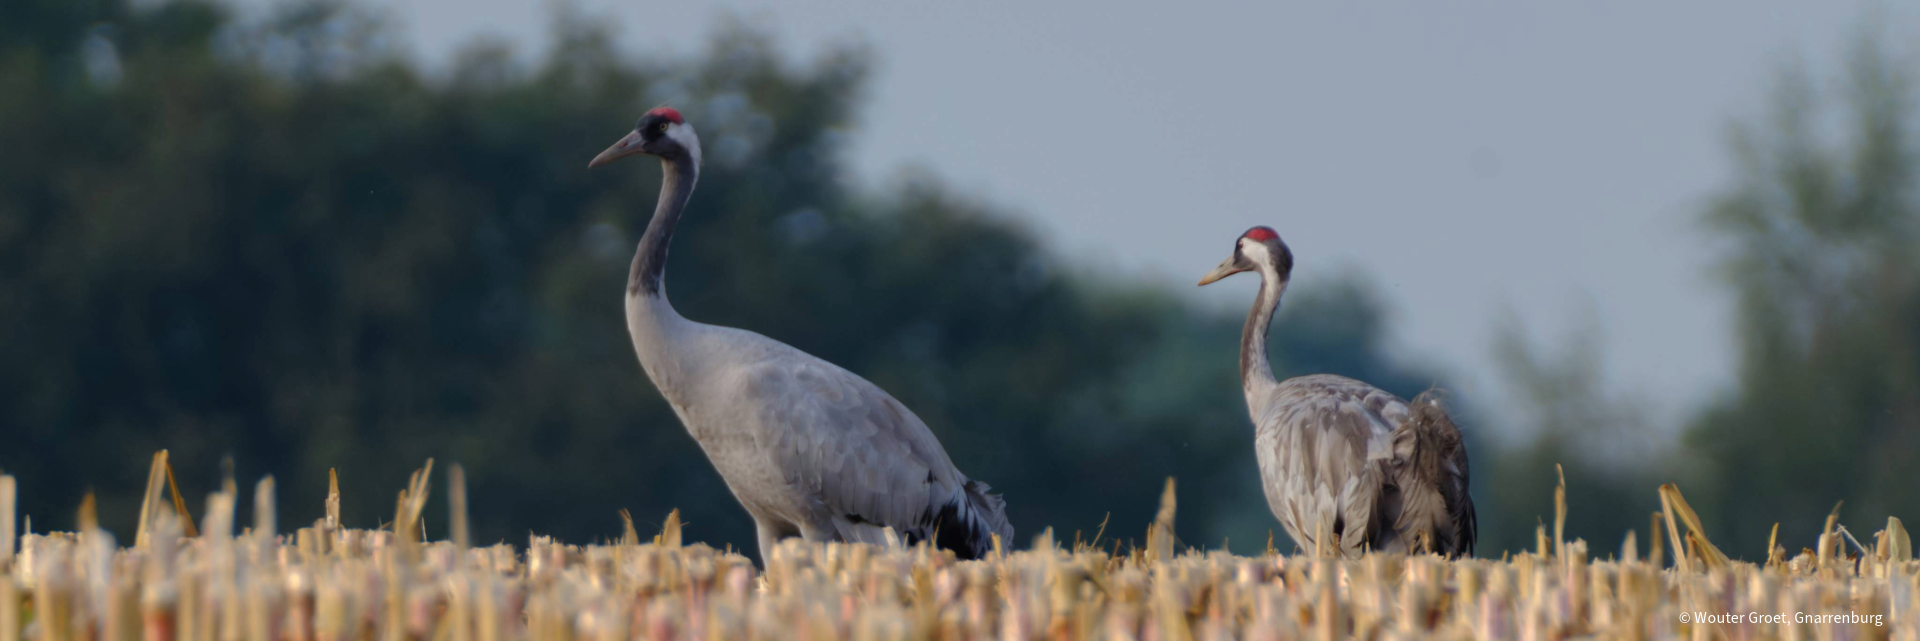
xmin=1196 ymin=225 xmax=1474 ymax=557
xmin=587 ymin=107 xmax=1013 ymax=563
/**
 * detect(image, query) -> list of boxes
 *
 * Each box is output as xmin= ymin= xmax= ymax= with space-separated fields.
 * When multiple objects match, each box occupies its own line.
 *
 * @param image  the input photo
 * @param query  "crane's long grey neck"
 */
xmin=630 ymin=154 xmax=699 ymax=301
xmin=1242 ymin=271 xmax=1285 ymax=392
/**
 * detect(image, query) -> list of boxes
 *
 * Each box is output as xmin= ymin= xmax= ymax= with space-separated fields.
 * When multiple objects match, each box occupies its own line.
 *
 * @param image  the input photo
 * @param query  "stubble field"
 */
xmin=0 ymin=453 xmax=1910 ymax=640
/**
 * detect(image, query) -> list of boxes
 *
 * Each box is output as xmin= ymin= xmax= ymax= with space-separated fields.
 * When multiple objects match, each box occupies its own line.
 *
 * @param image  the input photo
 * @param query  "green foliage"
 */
xmin=1483 ymin=306 xmax=1667 ymax=557
xmin=1443 ymin=31 xmax=1920 ymax=563
xmin=1685 ymin=34 xmax=1920 ymax=556
xmin=0 ymin=0 xmax=1442 ymax=555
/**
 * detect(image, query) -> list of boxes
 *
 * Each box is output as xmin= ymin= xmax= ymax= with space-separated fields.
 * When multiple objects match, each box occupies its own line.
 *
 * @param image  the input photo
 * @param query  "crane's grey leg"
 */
xmin=755 ymin=520 xmax=793 ymax=567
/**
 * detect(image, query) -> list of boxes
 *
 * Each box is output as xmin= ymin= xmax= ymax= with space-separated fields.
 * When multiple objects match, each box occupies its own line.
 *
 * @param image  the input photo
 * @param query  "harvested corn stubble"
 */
xmin=0 ymin=459 xmax=1911 ymax=640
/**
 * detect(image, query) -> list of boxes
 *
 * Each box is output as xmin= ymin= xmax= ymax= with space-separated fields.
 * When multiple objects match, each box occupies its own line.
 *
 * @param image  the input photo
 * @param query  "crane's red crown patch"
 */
xmin=1242 ymin=226 xmax=1279 ymax=242
xmin=647 ymin=107 xmax=685 ymax=124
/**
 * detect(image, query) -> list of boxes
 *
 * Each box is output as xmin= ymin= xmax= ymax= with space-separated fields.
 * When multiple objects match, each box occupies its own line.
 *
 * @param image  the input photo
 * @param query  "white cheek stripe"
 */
xmin=666 ymin=122 xmax=702 ymax=167
xmin=1241 ymin=239 xmax=1270 ymax=263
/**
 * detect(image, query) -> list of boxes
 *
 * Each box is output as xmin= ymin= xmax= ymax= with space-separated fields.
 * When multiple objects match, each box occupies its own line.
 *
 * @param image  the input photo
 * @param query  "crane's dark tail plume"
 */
xmin=1386 ymin=389 xmax=1476 ymax=557
xmin=928 ymin=480 xmax=1013 ymax=560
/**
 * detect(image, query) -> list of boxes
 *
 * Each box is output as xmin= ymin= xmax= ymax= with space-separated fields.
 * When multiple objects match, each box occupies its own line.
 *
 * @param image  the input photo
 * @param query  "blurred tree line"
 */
xmin=1 ymin=0 xmax=1912 ymax=560
xmin=1486 ymin=33 xmax=1920 ymax=559
xmin=1685 ymin=35 xmax=1920 ymax=556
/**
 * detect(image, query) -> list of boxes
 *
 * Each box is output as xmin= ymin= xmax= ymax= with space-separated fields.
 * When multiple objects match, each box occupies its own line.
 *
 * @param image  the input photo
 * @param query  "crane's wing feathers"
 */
xmin=1452 ymin=483 xmax=1477 ymax=555
xmin=1444 ymin=424 xmax=1477 ymax=555
xmin=1258 ymin=375 xmax=1407 ymax=555
xmin=740 ymin=355 xmax=1012 ymax=558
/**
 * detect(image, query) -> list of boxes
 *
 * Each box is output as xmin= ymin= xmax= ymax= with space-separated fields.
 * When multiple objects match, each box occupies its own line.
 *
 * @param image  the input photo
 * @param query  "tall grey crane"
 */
xmin=588 ymin=107 xmax=1013 ymax=562
xmin=1198 ymin=225 xmax=1474 ymax=557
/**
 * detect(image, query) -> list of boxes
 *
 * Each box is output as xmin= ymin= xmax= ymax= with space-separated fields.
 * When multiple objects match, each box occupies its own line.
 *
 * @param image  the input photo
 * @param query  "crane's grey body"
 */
xmin=628 ymin=298 xmax=1010 ymax=559
xmin=596 ymin=111 xmax=1011 ymax=563
xmin=1251 ymin=373 xmax=1406 ymax=556
xmin=1201 ymin=227 xmax=1474 ymax=558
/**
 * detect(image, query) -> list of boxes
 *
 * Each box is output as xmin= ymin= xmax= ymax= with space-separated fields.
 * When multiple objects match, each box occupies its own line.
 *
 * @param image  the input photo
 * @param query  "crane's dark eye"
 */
xmin=657 ymin=122 xmax=670 ymax=133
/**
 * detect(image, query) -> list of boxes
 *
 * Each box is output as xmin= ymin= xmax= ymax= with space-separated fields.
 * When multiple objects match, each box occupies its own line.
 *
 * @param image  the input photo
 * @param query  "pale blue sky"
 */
xmin=251 ymin=0 xmax=1914 ymax=437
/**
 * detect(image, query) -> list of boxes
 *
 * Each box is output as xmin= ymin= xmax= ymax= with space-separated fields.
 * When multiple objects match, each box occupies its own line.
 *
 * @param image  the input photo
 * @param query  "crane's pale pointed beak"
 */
xmin=1196 ymin=258 xmax=1246 ymax=286
xmin=588 ymin=130 xmax=647 ymax=168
